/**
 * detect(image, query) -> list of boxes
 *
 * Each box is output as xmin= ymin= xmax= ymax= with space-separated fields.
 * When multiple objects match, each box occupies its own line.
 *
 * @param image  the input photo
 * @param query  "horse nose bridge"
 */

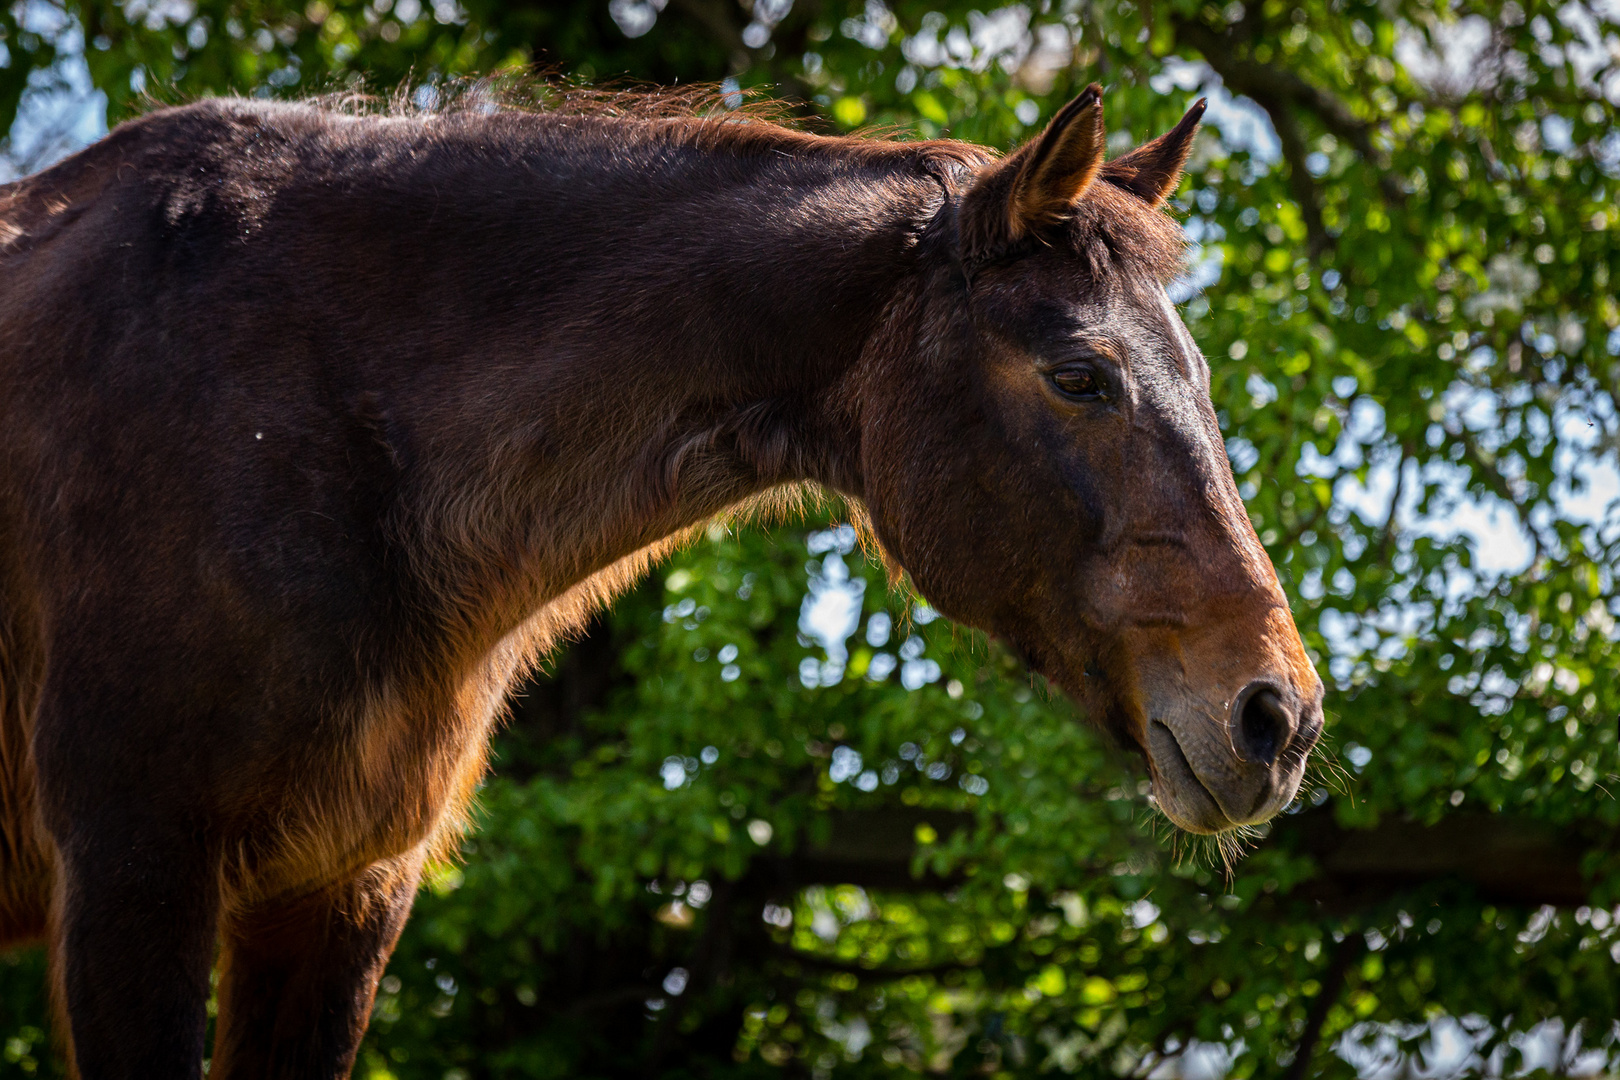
xmin=1100 ymin=479 xmax=1278 ymax=609
xmin=1158 ymin=399 xmax=1281 ymax=578
xmin=1121 ymin=435 xmax=1278 ymax=603
xmin=1205 ymin=597 xmax=1318 ymax=693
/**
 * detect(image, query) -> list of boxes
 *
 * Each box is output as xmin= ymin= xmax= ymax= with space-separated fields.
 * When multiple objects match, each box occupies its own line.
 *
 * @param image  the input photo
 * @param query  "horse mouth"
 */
xmin=1147 ymin=720 xmax=1231 ymax=834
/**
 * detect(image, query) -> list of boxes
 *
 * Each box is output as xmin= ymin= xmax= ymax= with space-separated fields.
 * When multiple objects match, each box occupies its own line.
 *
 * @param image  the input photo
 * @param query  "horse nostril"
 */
xmin=1234 ymin=686 xmax=1291 ymax=766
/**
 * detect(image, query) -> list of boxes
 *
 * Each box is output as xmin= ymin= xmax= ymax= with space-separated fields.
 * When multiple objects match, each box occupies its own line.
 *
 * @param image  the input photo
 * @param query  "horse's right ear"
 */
xmin=1099 ymin=98 xmax=1207 ymax=207
xmin=960 ymin=85 xmax=1105 ymax=264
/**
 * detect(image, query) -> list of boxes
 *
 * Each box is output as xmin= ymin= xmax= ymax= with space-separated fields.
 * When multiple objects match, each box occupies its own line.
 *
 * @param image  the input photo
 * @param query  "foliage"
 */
xmin=3 ymin=0 xmax=1620 ymax=1075
xmin=350 ymin=520 xmax=1620 ymax=1077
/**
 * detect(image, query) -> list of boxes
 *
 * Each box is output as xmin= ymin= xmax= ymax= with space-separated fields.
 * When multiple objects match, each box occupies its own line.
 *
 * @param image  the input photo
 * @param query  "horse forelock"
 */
xmin=1071 ymin=180 xmax=1192 ymax=285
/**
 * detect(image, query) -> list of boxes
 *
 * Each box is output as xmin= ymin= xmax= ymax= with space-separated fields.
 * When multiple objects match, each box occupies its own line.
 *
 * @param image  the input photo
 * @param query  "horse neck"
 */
xmin=381 ymin=116 xmax=951 ymax=638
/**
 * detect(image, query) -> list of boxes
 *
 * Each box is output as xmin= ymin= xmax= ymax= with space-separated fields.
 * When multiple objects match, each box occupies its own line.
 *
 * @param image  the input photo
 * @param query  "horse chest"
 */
xmin=246 ymin=665 xmax=514 ymax=900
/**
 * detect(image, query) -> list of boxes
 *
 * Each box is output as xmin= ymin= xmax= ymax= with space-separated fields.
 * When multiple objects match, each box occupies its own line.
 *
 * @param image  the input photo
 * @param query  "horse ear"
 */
xmin=961 ymin=84 xmax=1105 ymax=258
xmin=1099 ymin=98 xmax=1207 ymax=207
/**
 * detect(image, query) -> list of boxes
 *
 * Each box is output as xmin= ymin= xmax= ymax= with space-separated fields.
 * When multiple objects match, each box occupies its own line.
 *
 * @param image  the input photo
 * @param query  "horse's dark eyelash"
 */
xmin=1053 ymin=341 xmax=1123 ymax=369
xmin=1043 ymin=352 xmax=1103 ymax=373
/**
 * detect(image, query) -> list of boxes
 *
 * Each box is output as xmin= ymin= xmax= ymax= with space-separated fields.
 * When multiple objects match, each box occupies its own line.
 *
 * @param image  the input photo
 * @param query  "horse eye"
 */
xmin=1049 ymin=364 xmax=1105 ymax=402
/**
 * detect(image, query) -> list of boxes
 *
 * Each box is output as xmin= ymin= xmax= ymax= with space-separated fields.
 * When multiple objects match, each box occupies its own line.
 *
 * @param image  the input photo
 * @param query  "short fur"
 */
xmin=0 ymin=86 xmax=1321 ymax=1078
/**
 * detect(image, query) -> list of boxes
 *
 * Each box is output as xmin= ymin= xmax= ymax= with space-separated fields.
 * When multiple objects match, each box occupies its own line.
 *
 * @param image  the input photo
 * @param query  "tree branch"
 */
xmin=1263 ymin=86 xmax=1333 ymax=257
xmin=1376 ymin=441 xmax=1412 ymax=567
xmin=1290 ymin=810 xmax=1593 ymax=909
xmin=1282 ymin=933 xmax=1363 ymax=1080
xmin=759 ymin=807 xmax=1596 ymax=910
xmin=1170 ymin=16 xmax=1408 ymax=220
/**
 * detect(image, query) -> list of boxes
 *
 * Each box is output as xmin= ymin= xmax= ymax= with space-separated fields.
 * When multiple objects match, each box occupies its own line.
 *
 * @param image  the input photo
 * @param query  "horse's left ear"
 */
xmin=960 ymin=84 xmax=1105 ymax=261
xmin=1099 ymin=98 xmax=1207 ymax=207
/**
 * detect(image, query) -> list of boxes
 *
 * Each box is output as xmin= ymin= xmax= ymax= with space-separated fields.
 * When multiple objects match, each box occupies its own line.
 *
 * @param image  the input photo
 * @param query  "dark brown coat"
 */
xmin=0 ymin=87 xmax=1321 ymax=1077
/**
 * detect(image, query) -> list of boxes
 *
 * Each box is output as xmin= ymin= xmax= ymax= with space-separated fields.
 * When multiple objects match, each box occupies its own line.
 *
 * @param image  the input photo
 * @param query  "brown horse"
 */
xmin=0 ymin=84 xmax=1322 ymax=1076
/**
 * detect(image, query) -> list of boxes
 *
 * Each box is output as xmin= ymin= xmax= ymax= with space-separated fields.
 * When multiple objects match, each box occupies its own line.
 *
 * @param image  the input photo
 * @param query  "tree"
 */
xmin=3 ymin=0 xmax=1618 ymax=1076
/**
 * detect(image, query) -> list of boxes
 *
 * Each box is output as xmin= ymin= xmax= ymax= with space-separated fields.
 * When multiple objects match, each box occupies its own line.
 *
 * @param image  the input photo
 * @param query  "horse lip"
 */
xmin=1147 ymin=720 xmax=1231 ymax=833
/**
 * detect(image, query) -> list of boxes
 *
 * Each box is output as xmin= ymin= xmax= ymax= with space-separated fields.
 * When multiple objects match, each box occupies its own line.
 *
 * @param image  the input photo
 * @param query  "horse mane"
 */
xmin=293 ymin=75 xmax=1190 ymax=282
xmin=126 ymin=73 xmax=1000 ymax=187
xmin=5 ymin=75 xmax=1187 ymax=285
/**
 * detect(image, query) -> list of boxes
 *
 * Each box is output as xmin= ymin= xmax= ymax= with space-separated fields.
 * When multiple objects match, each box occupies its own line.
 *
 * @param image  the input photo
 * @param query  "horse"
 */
xmin=0 ymin=83 xmax=1323 ymax=1077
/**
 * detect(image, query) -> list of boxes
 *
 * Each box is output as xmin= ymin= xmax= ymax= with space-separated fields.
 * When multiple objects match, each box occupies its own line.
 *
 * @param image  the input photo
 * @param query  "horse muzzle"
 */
xmin=1144 ymin=678 xmax=1324 ymax=833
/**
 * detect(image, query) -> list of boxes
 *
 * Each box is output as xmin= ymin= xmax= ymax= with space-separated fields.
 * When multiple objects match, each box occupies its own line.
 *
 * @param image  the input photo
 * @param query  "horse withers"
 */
xmin=0 ymin=84 xmax=1322 ymax=1077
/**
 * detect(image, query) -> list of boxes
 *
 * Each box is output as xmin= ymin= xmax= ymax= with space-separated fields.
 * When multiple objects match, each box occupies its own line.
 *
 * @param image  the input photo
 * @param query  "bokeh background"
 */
xmin=3 ymin=0 xmax=1620 ymax=1076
